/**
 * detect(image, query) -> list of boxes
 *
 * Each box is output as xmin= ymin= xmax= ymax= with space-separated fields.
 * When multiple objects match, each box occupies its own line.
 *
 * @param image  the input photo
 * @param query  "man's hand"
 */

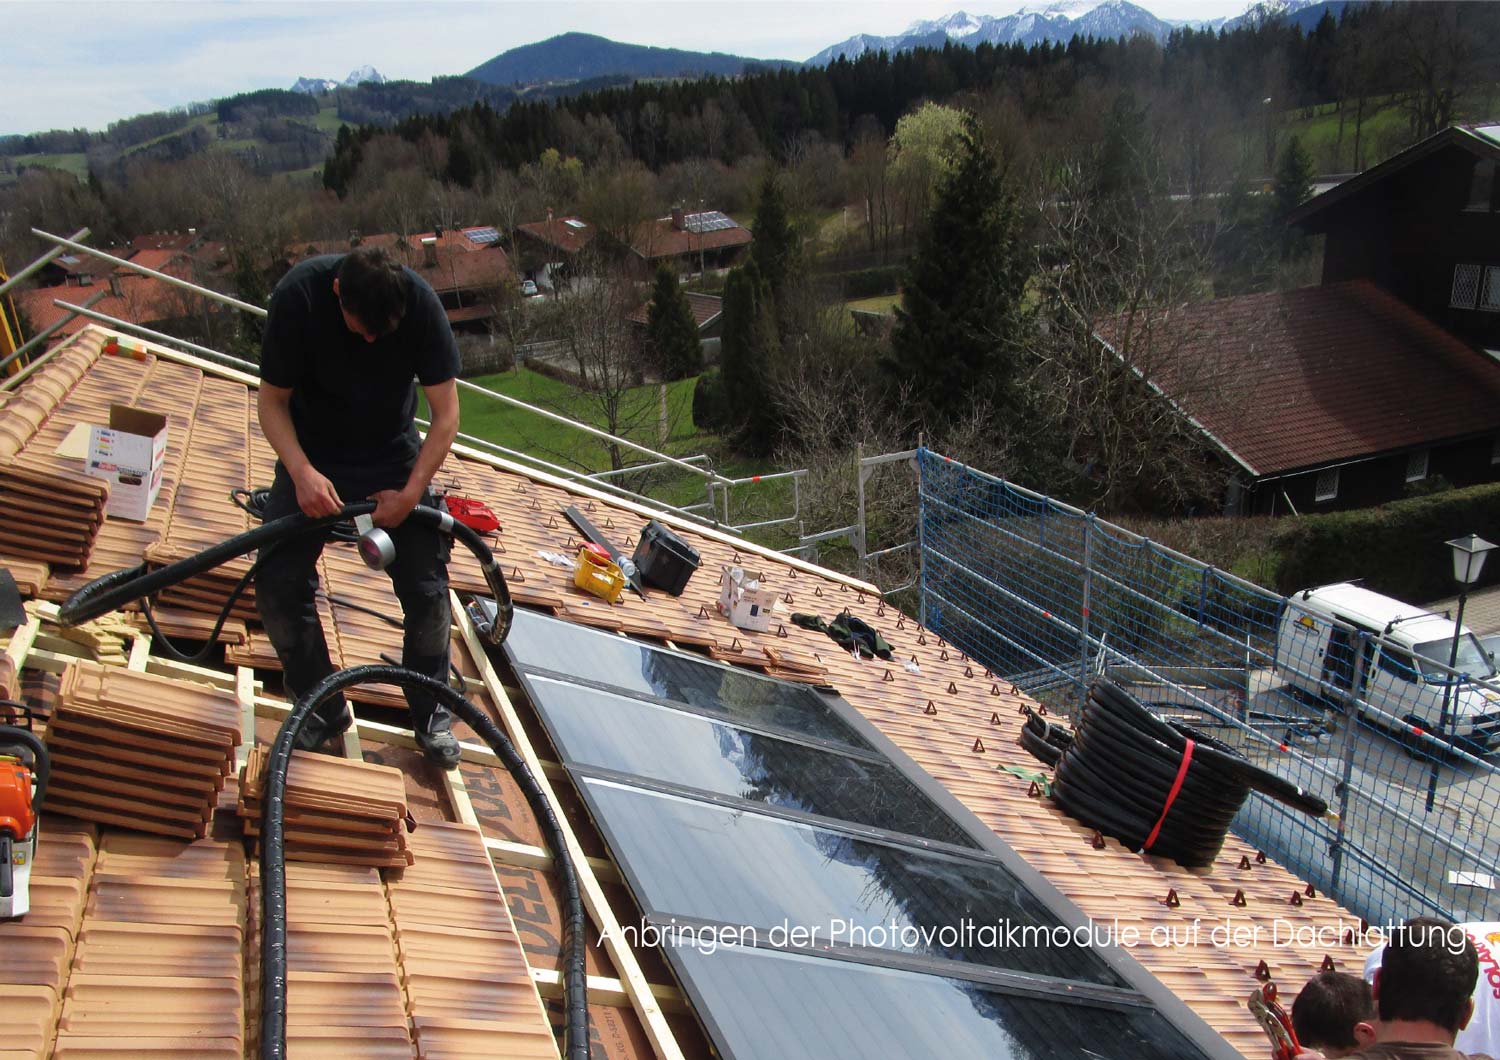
xmin=292 ymin=465 xmax=343 ymax=518
xmin=370 ymin=487 xmax=419 ymax=528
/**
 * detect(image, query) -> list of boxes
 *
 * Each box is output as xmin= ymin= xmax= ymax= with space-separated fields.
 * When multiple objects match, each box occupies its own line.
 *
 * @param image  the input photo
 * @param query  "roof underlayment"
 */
xmin=0 ymin=327 xmax=1379 ymax=1059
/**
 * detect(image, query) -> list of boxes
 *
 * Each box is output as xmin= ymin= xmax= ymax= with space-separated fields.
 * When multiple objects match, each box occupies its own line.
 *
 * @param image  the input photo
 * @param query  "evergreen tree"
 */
xmin=749 ymin=169 xmax=796 ymax=303
xmin=646 ymin=265 xmax=703 ymax=382
xmin=882 ymin=115 xmax=1031 ymax=429
xmin=1272 ymin=134 xmax=1314 ymax=218
xmin=718 ymin=259 xmax=781 ymax=453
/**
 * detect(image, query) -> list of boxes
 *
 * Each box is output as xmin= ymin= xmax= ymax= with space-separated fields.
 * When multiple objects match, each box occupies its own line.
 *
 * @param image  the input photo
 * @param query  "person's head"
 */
xmin=1373 ymin=916 xmax=1478 ymax=1039
xmin=1292 ymin=972 xmax=1377 ymax=1057
xmin=334 ymin=246 xmax=409 ymax=342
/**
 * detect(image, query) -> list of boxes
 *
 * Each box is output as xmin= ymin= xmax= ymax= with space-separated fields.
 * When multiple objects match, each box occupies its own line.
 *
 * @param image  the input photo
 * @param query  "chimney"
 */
xmin=434 ymin=224 xmax=444 ymax=240
xmin=421 ymin=236 xmax=438 ymax=268
xmin=348 ymin=229 xmax=361 ymax=247
xmin=672 ymin=205 xmax=685 ymax=231
xmin=108 ymin=274 xmax=122 ymax=298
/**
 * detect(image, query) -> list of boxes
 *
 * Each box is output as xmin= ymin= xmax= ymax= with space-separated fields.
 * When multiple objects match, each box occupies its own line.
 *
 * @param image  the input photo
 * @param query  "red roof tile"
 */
xmin=626 ymin=291 xmax=723 ymax=329
xmin=13 ymin=275 xmax=198 ymax=339
xmin=288 ymin=236 xmax=513 ymax=295
xmin=1096 ymin=280 xmax=1500 ymax=476
xmin=515 ymin=216 xmax=595 ymax=256
xmin=628 ymin=213 xmax=751 ymax=261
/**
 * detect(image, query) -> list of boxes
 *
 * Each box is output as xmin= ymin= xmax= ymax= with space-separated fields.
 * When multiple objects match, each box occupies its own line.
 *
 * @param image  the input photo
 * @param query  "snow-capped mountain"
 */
xmin=290 ymin=67 xmax=388 ymax=94
xmin=807 ymin=0 xmax=1351 ymax=65
xmin=809 ymin=0 xmax=1173 ymax=65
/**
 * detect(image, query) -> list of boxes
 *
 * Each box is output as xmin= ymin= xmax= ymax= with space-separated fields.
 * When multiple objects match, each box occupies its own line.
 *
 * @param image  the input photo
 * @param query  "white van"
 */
xmin=1276 ymin=583 xmax=1500 ymax=751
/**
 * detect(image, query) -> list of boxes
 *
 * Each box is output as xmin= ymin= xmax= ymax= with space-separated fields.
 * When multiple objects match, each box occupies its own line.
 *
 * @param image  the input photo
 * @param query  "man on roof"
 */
xmin=255 ymin=244 xmax=463 ymax=768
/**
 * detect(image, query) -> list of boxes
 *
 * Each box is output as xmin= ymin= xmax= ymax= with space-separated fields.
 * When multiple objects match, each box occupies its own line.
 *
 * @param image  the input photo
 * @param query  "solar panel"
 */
xmin=684 ymin=211 xmax=738 ymax=234
xmin=663 ymin=942 xmax=1204 ymax=1060
xmin=503 ymin=609 xmax=871 ymax=751
xmin=464 ymin=226 xmax=500 ymax=244
xmin=520 ymin=675 xmax=978 ymax=847
xmin=564 ymin=219 xmax=588 ymax=229
xmin=576 ymin=775 xmax=1127 ymax=984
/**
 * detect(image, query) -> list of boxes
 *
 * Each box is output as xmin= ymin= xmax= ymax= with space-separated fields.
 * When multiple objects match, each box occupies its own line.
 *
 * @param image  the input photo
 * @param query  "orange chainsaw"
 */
xmin=0 ymin=703 xmax=47 ymax=919
xmin=1248 ymin=981 xmax=1302 ymax=1060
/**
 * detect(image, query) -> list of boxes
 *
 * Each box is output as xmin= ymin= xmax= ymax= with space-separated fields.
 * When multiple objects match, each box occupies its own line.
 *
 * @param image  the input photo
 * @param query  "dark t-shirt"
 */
xmin=260 ymin=254 xmax=460 ymax=494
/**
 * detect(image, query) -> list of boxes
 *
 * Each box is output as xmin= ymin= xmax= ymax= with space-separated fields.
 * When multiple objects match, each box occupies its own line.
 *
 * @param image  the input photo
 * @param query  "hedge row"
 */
xmin=834 ymin=264 xmax=905 ymax=299
xmin=1271 ymin=481 xmax=1500 ymax=603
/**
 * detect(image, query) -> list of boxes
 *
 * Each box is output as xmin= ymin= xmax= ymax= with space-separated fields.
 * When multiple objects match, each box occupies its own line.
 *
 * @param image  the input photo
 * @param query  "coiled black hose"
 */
xmin=58 ymin=501 xmax=513 ymax=648
xmin=260 ymin=665 xmax=589 ymax=1060
xmin=1049 ymin=680 xmax=1328 ymax=868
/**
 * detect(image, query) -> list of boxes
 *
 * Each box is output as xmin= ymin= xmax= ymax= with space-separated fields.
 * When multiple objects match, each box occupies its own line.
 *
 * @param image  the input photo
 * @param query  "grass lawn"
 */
xmin=847 ymin=293 xmax=899 ymax=314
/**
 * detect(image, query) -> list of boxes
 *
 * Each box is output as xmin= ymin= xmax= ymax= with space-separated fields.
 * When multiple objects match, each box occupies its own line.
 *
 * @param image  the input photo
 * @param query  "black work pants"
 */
xmin=255 ymin=467 xmax=452 ymax=732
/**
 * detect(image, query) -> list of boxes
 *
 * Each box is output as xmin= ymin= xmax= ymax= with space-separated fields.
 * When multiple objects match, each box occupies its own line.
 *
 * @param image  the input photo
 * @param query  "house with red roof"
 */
xmin=624 ymin=207 xmax=752 ymax=280
xmin=1096 ymin=125 xmax=1500 ymax=516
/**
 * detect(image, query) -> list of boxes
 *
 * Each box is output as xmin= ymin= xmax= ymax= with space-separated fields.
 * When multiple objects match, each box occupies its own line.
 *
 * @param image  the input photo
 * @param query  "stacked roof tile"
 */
xmin=238 ymin=747 xmax=413 ymax=868
xmin=45 ymin=662 xmax=241 ymax=838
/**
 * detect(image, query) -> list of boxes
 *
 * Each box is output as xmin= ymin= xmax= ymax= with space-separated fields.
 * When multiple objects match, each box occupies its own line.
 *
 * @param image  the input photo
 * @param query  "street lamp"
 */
xmin=1425 ymin=533 xmax=1496 ymax=810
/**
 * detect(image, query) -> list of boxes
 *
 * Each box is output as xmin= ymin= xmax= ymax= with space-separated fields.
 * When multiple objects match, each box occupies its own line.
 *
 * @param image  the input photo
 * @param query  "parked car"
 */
xmin=520 ymin=279 xmax=538 ymax=297
xmin=1276 ymin=582 xmax=1500 ymax=751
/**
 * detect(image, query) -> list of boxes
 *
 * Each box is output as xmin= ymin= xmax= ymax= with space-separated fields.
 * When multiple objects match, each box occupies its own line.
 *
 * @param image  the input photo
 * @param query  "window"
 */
xmin=1406 ymin=450 xmax=1429 ymax=483
xmin=1453 ymin=264 xmax=1482 ymax=309
xmin=1483 ymin=267 xmax=1500 ymax=312
xmin=1315 ymin=467 xmax=1340 ymax=502
xmin=1377 ymin=647 xmax=1420 ymax=682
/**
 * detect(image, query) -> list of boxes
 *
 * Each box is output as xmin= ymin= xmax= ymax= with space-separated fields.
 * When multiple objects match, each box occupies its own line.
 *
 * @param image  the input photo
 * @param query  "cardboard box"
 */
xmin=717 ymin=565 xmax=778 ymax=632
xmin=86 ymin=405 xmax=168 ymax=521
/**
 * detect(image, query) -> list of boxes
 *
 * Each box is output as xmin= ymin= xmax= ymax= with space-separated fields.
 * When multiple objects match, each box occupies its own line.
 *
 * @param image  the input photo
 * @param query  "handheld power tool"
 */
xmin=0 ymin=704 xmax=47 ymax=919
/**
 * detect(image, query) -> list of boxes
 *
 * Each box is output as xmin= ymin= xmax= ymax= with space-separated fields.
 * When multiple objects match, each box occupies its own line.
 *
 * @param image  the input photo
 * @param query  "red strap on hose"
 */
xmin=1143 ymin=738 xmax=1195 ymax=852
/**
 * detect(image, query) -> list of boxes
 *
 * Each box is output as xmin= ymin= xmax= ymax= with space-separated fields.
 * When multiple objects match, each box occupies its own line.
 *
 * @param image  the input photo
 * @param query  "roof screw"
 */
xmin=938 ymin=637 xmax=946 ymax=647
xmin=494 ymin=540 xmax=507 ymax=554
xmin=1017 ymin=705 xmax=1030 ymax=717
xmin=1027 ymin=780 xmax=1042 ymax=798
xmin=788 ymin=568 xmax=798 ymax=579
xmin=546 ymin=515 xmax=559 ymax=528
xmin=1163 ymin=888 xmax=1180 ymax=908
xmin=1090 ymin=830 xmax=1106 ymax=850
xmin=510 ymin=566 xmax=524 ymax=581
xmin=1231 ymin=889 xmax=1247 ymax=907
xmin=529 ymin=498 xmax=542 ymax=510
xmin=783 ymin=591 xmax=794 ymax=604
xmin=947 ymin=682 xmax=958 ymax=694
xmin=941 ymin=650 xmax=950 ymax=661
xmin=732 ymin=551 xmax=741 ymax=563
xmin=1289 ymin=890 xmax=1303 ymax=907
xmin=883 ymin=669 xmax=895 ymax=683
xmin=1255 ymin=960 xmax=1271 ymax=981
xmin=1037 ymin=705 xmax=1048 ymax=717
xmin=1256 ymin=850 xmax=1267 ymax=864
xmin=984 ymin=668 xmax=993 ymax=678
xmin=876 ymin=604 xmax=886 ymax=617
xmin=896 ymin=616 xmax=906 ymax=630
xmin=815 ymin=586 xmax=824 ymax=597
xmin=856 ymin=592 xmax=864 ymax=603
xmin=777 ymin=624 xmax=788 ymax=638
xmin=1320 ymin=954 xmax=1337 ymax=973
xmin=718 ymin=573 xmax=725 ymax=585
xmin=1361 ymin=919 xmax=1370 ymax=934
xmin=1342 ymin=929 xmax=1356 ymax=946
xmin=990 ymin=711 xmax=1001 ymax=725
xmin=964 ymin=665 xmax=974 ymax=678
xmin=991 ymin=684 xmax=1002 ymax=696
xmin=924 ymin=701 xmax=938 ymax=715
xmin=1010 ymin=685 xmax=1020 ymax=696
xmin=1239 ymin=855 xmax=1252 ymax=870
xmin=840 ymin=583 xmax=848 ymax=593
xmin=1304 ymin=883 xmax=1316 ymax=898
xmin=584 ymin=499 xmax=595 ymax=511
xmin=514 ymin=482 xmax=527 ymax=493
xmin=972 ymin=736 xmax=985 ymax=753
xmin=917 ymin=634 xmax=927 ymax=645
xmin=697 ymin=605 xmax=710 ymax=619
xmin=603 ymin=517 xmax=614 ymax=529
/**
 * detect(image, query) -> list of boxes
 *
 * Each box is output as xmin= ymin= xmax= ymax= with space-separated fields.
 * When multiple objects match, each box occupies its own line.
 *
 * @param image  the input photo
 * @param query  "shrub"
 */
xmin=1271 ymin=482 xmax=1500 ymax=602
xmin=692 ymin=369 xmax=729 ymax=433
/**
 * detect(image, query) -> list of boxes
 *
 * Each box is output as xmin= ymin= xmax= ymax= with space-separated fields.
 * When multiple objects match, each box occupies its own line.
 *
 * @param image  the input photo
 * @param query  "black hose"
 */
xmin=260 ymin=665 xmax=589 ymax=1060
xmin=1049 ymin=680 xmax=1327 ymax=868
xmin=58 ymin=501 xmax=513 ymax=647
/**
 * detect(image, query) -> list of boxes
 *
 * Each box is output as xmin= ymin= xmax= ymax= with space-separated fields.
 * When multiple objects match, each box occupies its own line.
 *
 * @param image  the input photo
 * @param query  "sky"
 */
xmin=2 ymin=0 xmax=1250 ymax=137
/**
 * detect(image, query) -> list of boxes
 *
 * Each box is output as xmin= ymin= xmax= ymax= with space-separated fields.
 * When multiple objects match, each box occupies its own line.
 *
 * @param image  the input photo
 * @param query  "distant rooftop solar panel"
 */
xmin=684 ymin=211 xmax=737 ymax=234
xmin=464 ymin=226 xmax=500 ymax=244
xmin=564 ymin=219 xmax=588 ymax=229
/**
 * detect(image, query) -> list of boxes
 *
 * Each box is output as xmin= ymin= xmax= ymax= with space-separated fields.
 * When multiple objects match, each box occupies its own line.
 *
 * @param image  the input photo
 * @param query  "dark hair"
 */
xmin=1292 ymin=972 xmax=1375 ymax=1050
xmin=337 ymin=246 xmax=409 ymax=337
xmin=1377 ymin=916 xmax=1478 ymax=1033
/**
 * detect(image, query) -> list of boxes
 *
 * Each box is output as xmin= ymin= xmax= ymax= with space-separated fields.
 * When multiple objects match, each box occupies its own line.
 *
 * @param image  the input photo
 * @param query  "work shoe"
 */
xmin=293 ymin=707 xmax=353 ymax=753
xmin=415 ymin=714 xmax=462 ymax=770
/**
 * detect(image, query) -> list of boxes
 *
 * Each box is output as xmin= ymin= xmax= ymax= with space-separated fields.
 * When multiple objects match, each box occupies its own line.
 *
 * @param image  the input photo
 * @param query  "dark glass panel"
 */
xmin=580 ymin=777 xmax=1125 ymax=986
xmin=666 ymin=943 xmax=1207 ymax=1060
xmin=527 ymin=676 xmax=977 ymax=847
xmin=503 ymin=609 xmax=871 ymax=749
